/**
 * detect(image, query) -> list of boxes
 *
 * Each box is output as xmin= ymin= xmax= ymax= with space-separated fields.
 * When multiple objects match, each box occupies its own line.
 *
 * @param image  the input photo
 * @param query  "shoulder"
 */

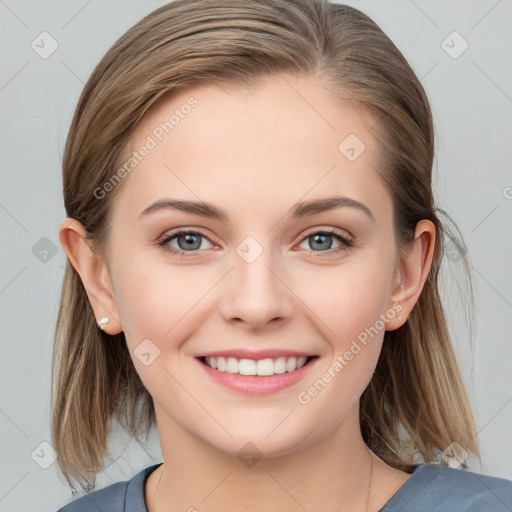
xmin=55 ymin=463 xmax=163 ymax=512
xmin=55 ymin=481 xmax=127 ymax=512
xmin=382 ymin=463 xmax=512 ymax=511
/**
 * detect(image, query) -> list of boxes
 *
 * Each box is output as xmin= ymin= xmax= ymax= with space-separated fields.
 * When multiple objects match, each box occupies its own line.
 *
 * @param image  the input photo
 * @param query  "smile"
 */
xmin=195 ymin=353 xmax=319 ymax=395
xmin=201 ymin=355 xmax=313 ymax=376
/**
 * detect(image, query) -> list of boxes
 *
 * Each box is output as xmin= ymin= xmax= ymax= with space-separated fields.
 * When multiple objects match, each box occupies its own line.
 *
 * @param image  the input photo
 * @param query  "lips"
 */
xmin=195 ymin=349 xmax=317 ymax=376
xmin=194 ymin=349 xmax=319 ymax=394
xmin=196 ymin=349 xmax=316 ymax=359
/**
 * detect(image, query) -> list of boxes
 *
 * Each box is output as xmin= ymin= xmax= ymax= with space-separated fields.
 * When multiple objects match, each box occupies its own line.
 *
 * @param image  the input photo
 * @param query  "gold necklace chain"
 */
xmin=153 ymin=447 xmax=374 ymax=511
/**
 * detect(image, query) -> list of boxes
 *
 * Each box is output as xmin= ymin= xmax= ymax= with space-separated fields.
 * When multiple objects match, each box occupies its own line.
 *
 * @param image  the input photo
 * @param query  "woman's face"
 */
xmin=103 ymin=74 xmax=405 ymax=457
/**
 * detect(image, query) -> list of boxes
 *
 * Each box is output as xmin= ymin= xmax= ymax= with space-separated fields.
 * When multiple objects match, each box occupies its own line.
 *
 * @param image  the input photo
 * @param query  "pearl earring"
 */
xmin=97 ymin=317 xmax=110 ymax=330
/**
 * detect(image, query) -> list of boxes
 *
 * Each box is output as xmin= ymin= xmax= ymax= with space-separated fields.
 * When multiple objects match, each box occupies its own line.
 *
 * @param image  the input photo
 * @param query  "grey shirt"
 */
xmin=56 ymin=461 xmax=512 ymax=511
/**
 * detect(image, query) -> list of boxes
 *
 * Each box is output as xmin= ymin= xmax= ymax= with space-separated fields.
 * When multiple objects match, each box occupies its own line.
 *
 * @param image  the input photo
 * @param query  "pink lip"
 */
xmin=195 ymin=349 xmax=316 ymax=359
xmin=195 ymin=355 xmax=319 ymax=396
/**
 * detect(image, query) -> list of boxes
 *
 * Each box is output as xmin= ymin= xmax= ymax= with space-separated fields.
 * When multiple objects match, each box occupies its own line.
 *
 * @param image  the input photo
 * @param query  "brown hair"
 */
xmin=52 ymin=0 xmax=479 ymax=493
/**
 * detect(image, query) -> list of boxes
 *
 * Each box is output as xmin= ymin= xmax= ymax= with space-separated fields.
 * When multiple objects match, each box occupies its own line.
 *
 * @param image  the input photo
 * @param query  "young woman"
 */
xmin=52 ymin=0 xmax=512 ymax=510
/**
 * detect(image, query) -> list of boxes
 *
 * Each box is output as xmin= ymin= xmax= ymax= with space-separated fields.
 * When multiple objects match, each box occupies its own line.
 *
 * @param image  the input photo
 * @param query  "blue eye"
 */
xmin=297 ymin=229 xmax=353 ymax=257
xmin=157 ymin=228 xmax=353 ymax=258
xmin=158 ymin=230 xmax=214 ymax=256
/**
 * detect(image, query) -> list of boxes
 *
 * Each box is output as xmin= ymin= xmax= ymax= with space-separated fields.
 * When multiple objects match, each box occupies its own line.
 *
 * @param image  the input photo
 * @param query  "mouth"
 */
xmin=194 ymin=353 xmax=319 ymax=395
xmin=197 ymin=355 xmax=318 ymax=376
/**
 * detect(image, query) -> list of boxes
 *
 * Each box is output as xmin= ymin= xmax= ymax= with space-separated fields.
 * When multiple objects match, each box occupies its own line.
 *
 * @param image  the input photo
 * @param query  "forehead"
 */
xmin=112 ymin=74 xmax=391 ymax=228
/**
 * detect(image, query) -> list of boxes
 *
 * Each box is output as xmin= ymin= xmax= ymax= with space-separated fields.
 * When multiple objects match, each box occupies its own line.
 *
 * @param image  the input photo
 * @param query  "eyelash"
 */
xmin=157 ymin=228 xmax=354 ymax=259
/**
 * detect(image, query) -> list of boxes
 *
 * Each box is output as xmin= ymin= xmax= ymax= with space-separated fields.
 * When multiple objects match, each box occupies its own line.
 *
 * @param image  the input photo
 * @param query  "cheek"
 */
xmin=114 ymin=243 xmax=393 ymax=349
xmin=290 ymin=252 xmax=394 ymax=410
xmin=108 ymin=253 xmax=237 ymax=437
xmin=110 ymin=259 xmax=199 ymax=395
xmin=113 ymin=269 xmax=167 ymax=340
xmin=294 ymin=257 xmax=393 ymax=346
xmin=111 ymin=253 xmax=214 ymax=363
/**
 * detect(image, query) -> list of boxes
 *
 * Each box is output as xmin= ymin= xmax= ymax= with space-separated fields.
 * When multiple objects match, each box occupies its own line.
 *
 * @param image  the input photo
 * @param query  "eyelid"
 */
xmin=157 ymin=226 xmax=354 ymax=257
xmin=299 ymin=225 xmax=354 ymax=242
xmin=294 ymin=227 xmax=354 ymax=258
xmin=157 ymin=226 xmax=353 ymax=244
xmin=157 ymin=227 xmax=212 ymax=243
xmin=157 ymin=227 xmax=217 ymax=252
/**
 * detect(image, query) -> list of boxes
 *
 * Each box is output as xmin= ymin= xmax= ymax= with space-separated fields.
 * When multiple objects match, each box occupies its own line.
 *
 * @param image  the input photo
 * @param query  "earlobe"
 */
xmin=58 ymin=217 xmax=123 ymax=334
xmin=385 ymin=219 xmax=436 ymax=331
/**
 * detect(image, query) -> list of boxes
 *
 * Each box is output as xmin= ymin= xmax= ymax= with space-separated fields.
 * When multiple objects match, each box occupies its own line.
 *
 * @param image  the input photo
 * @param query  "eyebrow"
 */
xmin=139 ymin=195 xmax=375 ymax=223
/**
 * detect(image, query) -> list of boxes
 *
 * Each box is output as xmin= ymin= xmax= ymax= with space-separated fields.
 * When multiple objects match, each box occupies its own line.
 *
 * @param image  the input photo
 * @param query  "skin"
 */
xmin=60 ymin=73 xmax=435 ymax=511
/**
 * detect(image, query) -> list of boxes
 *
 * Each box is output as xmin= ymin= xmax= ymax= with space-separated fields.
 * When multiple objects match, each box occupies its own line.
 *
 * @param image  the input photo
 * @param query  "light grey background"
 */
xmin=1 ymin=1 xmax=511 ymax=510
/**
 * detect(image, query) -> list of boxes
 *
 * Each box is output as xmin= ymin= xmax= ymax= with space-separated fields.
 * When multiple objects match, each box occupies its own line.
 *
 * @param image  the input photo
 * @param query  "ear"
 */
xmin=58 ymin=217 xmax=123 ymax=335
xmin=385 ymin=219 xmax=436 ymax=331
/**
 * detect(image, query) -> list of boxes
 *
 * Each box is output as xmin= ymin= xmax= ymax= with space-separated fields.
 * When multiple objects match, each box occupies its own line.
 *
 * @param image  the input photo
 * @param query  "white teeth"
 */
xmin=285 ymin=357 xmax=297 ymax=372
xmin=226 ymin=357 xmax=238 ymax=374
xmin=296 ymin=356 xmax=307 ymax=369
xmin=274 ymin=357 xmax=287 ymax=374
xmin=204 ymin=355 xmax=311 ymax=375
xmin=239 ymin=359 xmax=256 ymax=375
xmin=256 ymin=358 xmax=274 ymax=376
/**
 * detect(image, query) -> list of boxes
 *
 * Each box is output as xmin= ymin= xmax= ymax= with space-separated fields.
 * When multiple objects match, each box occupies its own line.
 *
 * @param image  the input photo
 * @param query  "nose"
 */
xmin=218 ymin=242 xmax=295 ymax=331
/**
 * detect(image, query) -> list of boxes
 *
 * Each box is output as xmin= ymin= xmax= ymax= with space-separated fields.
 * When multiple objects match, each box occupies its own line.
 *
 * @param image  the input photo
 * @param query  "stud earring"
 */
xmin=97 ymin=317 xmax=110 ymax=331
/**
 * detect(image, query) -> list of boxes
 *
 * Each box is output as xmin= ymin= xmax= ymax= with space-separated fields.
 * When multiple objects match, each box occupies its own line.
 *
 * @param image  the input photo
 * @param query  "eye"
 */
xmin=157 ymin=229 xmax=215 ymax=257
xmin=296 ymin=228 xmax=354 ymax=258
xmin=157 ymin=227 xmax=354 ymax=258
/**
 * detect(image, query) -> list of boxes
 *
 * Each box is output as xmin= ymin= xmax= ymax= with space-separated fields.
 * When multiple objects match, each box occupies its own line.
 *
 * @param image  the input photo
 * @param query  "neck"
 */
xmin=147 ymin=406 xmax=385 ymax=512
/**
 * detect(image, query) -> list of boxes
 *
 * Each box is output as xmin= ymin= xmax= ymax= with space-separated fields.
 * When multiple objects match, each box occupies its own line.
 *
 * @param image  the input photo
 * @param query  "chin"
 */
xmin=197 ymin=413 xmax=321 ymax=461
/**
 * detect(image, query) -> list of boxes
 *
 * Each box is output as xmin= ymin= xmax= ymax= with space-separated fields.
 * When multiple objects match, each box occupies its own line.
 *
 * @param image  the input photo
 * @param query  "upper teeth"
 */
xmin=205 ymin=356 xmax=309 ymax=376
